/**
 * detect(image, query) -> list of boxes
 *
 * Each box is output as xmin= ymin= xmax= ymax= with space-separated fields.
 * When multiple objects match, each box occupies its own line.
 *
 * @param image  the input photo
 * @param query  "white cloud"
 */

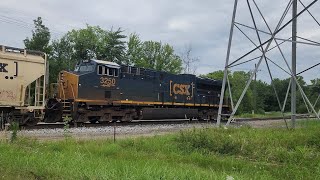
xmin=168 ymin=18 xmax=192 ymax=31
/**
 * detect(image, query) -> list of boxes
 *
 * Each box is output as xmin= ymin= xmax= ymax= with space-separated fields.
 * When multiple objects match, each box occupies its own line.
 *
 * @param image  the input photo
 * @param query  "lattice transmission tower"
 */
xmin=217 ymin=0 xmax=320 ymax=127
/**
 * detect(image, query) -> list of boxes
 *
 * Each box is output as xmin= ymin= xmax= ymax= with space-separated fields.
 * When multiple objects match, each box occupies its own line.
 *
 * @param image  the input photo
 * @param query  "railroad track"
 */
xmin=2 ymin=114 xmax=315 ymax=131
xmin=233 ymin=114 xmax=313 ymax=122
xmin=17 ymin=119 xmax=214 ymax=130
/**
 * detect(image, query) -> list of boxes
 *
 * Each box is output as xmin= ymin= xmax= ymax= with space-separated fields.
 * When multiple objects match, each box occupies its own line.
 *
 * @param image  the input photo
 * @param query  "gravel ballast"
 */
xmin=0 ymin=119 xmax=286 ymax=141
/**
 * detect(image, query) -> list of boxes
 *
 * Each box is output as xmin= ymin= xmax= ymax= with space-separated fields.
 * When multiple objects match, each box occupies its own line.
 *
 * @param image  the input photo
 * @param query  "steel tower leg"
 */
xmin=291 ymin=0 xmax=297 ymax=128
xmin=217 ymin=0 xmax=238 ymax=126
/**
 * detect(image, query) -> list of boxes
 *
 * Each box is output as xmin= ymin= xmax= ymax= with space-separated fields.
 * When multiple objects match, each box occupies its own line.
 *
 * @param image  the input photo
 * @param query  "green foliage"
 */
xmin=0 ymin=121 xmax=320 ymax=179
xmin=24 ymin=17 xmax=51 ymax=54
xmin=63 ymin=25 xmax=128 ymax=64
xmin=201 ymin=70 xmax=225 ymax=80
xmin=175 ymin=121 xmax=320 ymax=179
xmin=102 ymin=28 xmax=127 ymax=64
xmin=203 ymin=70 xmax=257 ymax=114
xmin=126 ymin=33 xmax=142 ymax=66
xmin=63 ymin=116 xmax=71 ymax=138
xmin=10 ymin=122 xmax=19 ymax=142
xmin=127 ymin=33 xmax=183 ymax=74
xmin=49 ymin=36 xmax=74 ymax=82
xmin=203 ymin=70 xmax=320 ymax=114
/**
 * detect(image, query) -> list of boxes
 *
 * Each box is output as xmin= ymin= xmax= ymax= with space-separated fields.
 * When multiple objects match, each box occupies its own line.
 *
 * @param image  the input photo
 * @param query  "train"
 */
xmin=0 ymin=45 xmax=230 ymax=126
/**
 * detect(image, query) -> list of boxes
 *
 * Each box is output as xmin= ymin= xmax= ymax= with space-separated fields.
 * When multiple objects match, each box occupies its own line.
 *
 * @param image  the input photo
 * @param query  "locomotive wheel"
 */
xmin=99 ymin=113 xmax=112 ymax=122
xmin=122 ymin=113 xmax=133 ymax=122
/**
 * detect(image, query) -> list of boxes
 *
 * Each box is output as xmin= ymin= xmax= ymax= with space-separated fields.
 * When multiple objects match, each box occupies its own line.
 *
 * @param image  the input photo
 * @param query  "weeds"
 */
xmin=63 ymin=116 xmax=71 ymax=139
xmin=10 ymin=121 xmax=19 ymax=142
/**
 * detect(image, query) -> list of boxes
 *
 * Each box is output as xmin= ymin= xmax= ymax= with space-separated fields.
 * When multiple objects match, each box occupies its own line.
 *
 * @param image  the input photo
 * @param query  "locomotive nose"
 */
xmin=57 ymin=71 xmax=79 ymax=100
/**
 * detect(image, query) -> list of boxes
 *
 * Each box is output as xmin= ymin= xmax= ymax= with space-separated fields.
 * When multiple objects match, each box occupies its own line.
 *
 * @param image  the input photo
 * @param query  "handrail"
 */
xmin=61 ymin=82 xmax=66 ymax=101
xmin=70 ymin=84 xmax=75 ymax=99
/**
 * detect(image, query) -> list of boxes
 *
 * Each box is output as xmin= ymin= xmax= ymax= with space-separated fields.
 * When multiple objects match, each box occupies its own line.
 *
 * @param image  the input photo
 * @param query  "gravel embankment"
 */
xmin=1 ymin=122 xmax=217 ymax=141
xmin=0 ymin=119 xmax=288 ymax=141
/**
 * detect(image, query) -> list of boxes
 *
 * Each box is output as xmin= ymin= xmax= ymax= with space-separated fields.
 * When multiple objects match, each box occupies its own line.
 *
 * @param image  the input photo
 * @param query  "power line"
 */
xmin=0 ymin=14 xmax=65 ymax=37
xmin=0 ymin=7 xmax=84 ymax=32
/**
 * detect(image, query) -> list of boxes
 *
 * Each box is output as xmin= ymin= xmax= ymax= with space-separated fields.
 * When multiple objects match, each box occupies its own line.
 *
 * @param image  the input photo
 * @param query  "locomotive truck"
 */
xmin=0 ymin=45 xmax=230 ymax=126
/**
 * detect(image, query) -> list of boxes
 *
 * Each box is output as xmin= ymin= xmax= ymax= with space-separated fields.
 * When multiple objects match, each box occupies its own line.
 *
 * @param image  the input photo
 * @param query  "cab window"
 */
xmin=108 ymin=68 xmax=113 ymax=76
xmin=75 ymin=63 xmax=95 ymax=72
xmin=97 ymin=65 xmax=104 ymax=75
xmin=97 ymin=65 xmax=119 ymax=77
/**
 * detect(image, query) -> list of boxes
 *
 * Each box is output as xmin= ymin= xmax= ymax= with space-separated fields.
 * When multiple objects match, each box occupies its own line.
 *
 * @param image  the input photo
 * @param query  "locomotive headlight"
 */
xmin=79 ymin=84 xmax=81 ymax=86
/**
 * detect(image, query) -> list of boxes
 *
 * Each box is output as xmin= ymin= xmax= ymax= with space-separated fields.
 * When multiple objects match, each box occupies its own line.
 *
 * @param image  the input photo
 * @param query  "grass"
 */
xmin=0 ymin=120 xmax=319 ymax=179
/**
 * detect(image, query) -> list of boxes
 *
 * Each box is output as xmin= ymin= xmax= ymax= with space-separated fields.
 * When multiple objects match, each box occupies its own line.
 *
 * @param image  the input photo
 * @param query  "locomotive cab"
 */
xmin=45 ymin=59 xmax=121 ymax=122
xmin=56 ymin=59 xmax=120 ymax=101
xmin=76 ymin=59 xmax=120 ymax=101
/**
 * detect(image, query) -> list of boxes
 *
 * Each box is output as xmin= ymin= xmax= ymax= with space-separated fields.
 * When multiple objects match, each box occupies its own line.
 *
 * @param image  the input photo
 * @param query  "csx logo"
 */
xmin=170 ymin=80 xmax=194 ymax=97
xmin=173 ymin=84 xmax=190 ymax=95
xmin=0 ymin=63 xmax=8 ymax=73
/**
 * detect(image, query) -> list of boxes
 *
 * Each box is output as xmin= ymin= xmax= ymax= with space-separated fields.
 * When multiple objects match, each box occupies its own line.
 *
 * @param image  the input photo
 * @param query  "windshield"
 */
xmin=74 ymin=63 xmax=95 ymax=72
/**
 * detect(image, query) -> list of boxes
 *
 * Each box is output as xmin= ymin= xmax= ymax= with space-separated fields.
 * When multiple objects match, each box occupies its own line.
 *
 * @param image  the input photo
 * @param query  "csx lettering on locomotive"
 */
xmin=170 ymin=80 xmax=193 ymax=96
xmin=173 ymin=84 xmax=190 ymax=95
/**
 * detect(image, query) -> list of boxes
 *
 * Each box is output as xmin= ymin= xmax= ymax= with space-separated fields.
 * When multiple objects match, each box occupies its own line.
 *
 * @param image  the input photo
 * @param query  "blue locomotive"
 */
xmin=45 ymin=59 xmax=230 ymax=123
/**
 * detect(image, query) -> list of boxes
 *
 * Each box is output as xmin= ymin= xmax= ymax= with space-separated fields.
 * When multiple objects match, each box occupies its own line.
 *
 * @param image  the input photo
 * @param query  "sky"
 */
xmin=0 ymin=0 xmax=319 ymax=84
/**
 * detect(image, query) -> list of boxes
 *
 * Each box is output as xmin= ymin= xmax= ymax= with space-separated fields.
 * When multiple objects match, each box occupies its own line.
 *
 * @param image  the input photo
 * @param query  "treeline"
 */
xmin=23 ymin=17 xmax=184 ymax=83
xmin=203 ymin=71 xmax=320 ymax=114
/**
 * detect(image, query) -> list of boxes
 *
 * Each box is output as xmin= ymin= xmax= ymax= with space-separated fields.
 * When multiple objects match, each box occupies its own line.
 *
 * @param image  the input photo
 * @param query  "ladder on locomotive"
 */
xmin=59 ymin=72 xmax=72 ymax=119
xmin=62 ymin=100 xmax=72 ymax=119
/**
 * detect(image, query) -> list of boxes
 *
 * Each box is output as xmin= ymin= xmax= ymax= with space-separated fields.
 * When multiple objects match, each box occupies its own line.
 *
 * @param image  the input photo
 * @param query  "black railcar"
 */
xmin=45 ymin=59 xmax=230 ymax=123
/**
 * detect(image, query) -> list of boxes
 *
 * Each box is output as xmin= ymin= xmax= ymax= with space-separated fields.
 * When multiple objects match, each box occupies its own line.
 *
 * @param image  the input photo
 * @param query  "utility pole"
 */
xmin=291 ymin=0 xmax=297 ymax=128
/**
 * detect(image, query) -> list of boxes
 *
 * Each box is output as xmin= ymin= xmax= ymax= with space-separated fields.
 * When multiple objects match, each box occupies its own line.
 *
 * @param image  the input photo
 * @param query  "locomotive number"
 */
xmin=100 ymin=77 xmax=116 ymax=87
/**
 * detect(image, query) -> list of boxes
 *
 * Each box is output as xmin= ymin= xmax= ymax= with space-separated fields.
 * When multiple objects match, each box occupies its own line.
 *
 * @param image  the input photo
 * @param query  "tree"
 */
xmin=66 ymin=25 xmax=106 ymax=60
xmin=126 ymin=33 xmax=142 ymax=66
xmin=102 ymin=28 xmax=127 ymax=64
xmin=202 ymin=70 xmax=225 ymax=80
xmin=203 ymin=70 xmax=262 ymax=114
xmin=24 ymin=17 xmax=53 ymax=85
xmin=180 ymin=45 xmax=199 ymax=74
xmin=24 ymin=17 xmax=51 ymax=54
xmin=64 ymin=25 xmax=127 ymax=64
xmin=49 ymin=36 xmax=74 ymax=82
xmin=127 ymin=34 xmax=183 ymax=74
